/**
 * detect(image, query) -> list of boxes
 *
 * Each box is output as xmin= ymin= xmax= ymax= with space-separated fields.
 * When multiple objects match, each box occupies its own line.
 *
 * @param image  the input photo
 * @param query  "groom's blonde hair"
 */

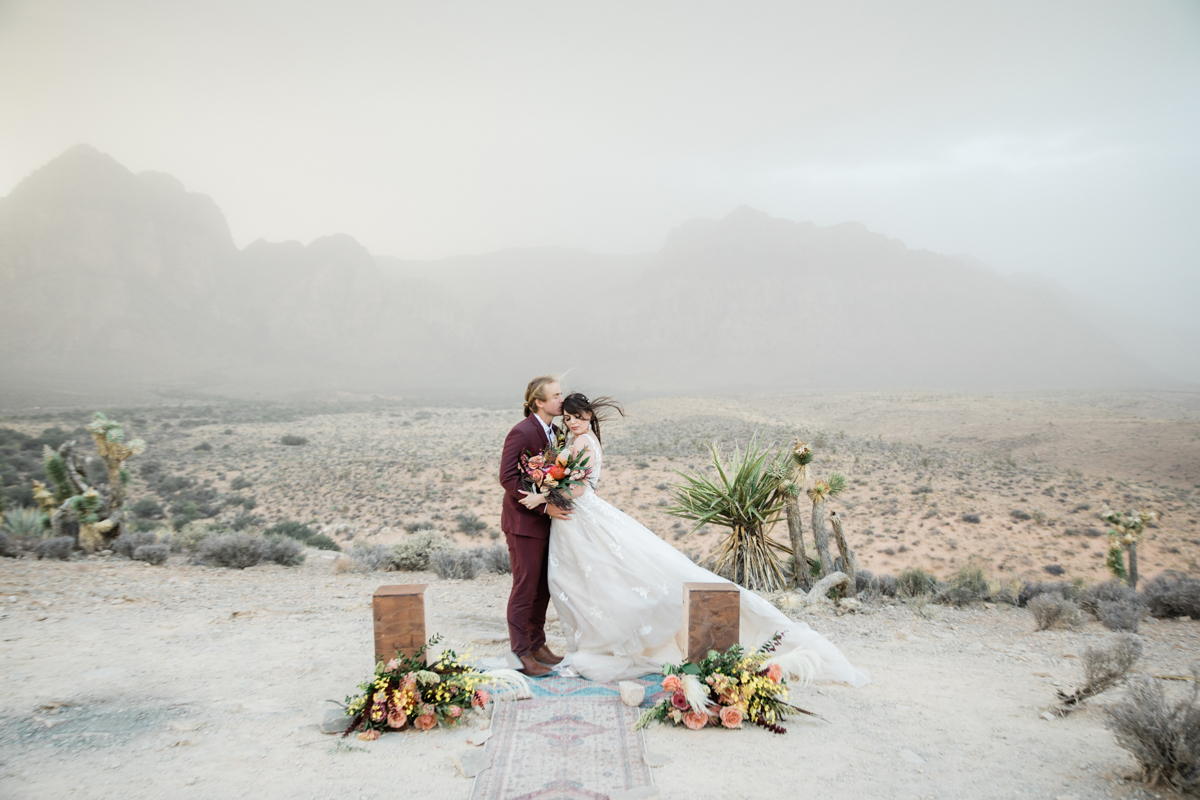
xmin=523 ymin=374 xmax=559 ymax=418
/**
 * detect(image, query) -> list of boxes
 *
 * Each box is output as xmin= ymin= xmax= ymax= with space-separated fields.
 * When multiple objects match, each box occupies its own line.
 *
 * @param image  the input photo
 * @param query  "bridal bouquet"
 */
xmin=339 ymin=635 xmax=525 ymax=739
xmin=519 ymin=444 xmax=592 ymax=511
xmin=633 ymin=633 xmax=821 ymax=734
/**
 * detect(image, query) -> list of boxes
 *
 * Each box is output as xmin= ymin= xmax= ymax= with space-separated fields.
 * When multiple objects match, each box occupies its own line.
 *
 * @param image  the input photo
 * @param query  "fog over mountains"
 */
xmin=2 ymin=145 xmax=1195 ymax=400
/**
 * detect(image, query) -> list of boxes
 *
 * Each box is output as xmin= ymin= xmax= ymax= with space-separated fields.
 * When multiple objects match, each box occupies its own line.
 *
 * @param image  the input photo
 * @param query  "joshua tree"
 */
xmin=33 ymin=413 xmax=145 ymax=553
xmin=785 ymin=439 xmax=815 ymax=591
xmin=807 ymin=473 xmax=846 ymax=579
xmin=1102 ymin=508 xmax=1156 ymax=589
xmin=667 ymin=436 xmax=801 ymax=592
xmin=829 ymin=510 xmax=857 ymax=593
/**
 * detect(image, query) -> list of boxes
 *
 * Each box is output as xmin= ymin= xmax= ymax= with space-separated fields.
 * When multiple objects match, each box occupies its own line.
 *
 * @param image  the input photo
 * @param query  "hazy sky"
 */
xmin=2 ymin=1 xmax=1198 ymax=330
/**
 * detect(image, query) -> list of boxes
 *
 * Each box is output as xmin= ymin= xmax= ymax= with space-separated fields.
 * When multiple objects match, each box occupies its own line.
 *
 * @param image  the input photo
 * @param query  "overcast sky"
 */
xmin=2 ymin=1 xmax=1198 ymax=331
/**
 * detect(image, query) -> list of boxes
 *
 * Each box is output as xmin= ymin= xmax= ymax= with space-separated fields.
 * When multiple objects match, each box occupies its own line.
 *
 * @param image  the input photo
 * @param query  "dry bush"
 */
xmin=1029 ymin=592 xmax=1083 ymax=631
xmin=1104 ymin=668 xmax=1200 ymax=794
xmin=0 ymin=532 xmax=19 ymax=558
xmin=1056 ymin=634 xmax=1143 ymax=714
xmin=1019 ymin=580 xmax=1083 ymax=607
xmin=389 ymin=529 xmax=454 ymax=571
xmin=896 ymin=567 xmax=939 ymax=599
xmin=168 ymin=521 xmax=216 ymax=554
xmin=197 ymin=533 xmax=270 ymax=569
xmin=1096 ymin=598 xmax=1148 ymax=633
xmin=1080 ymin=580 xmax=1143 ymax=617
xmin=430 ymin=549 xmax=481 ymax=580
xmin=35 ymin=536 xmax=74 ymax=561
xmin=132 ymin=543 xmax=169 ymax=565
xmin=937 ymin=559 xmax=990 ymax=606
xmin=113 ymin=530 xmax=160 ymax=559
xmin=475 ymin=544 xmax=511 ymax=575
xmin=343 ymin=544 xmax=393 ymax=573
xmin=267 ymin=536 xmax=306 ymax=567
xmin=1142 ymin=571 xmax=1200 ymax=619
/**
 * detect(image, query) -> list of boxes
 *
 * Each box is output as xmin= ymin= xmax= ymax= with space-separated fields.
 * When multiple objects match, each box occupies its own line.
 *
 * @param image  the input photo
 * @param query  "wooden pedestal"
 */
xmin=372 ymin=584 xmax=427 ymax=664
xmin=682 ymin=582 xmax=740 ymax=664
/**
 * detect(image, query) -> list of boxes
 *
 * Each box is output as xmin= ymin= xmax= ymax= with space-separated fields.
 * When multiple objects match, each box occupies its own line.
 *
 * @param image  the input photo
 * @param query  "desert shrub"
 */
xmin=224 ymin=494 xmax=257 ymax=510
xmin=961 ymin=513 xmax=981 ymax=524
xmin=855 ymin=569 xmax=874 ymax=594
xmin=35 ymin=536 xmax=74 ymax=560
xmin=1043 ymin=564 xmax=1065 ymax=576
xmin=132 ymin=544 xmax=169 ymax=565
xmin=230 ymin=476 xmax=252 ymax=491
xmin=389 ymin=529 xmax=454 ymax=571
xmin=168 ymin=521 xmax=215 ymax=553
xmin=1010 ymin=509 xmax=1032 ymax=521
xmin=344 ymin=544 xmax=393 ymax=573
xmin=1058 ymin=634 xmax=1144 ymax=715
xmin=193 ymin=442 xmax=212 ymax=452
xmin=0 ymin=533 xmax=18 ymax=558
xmin=266 ymin=536 xmax=306 ymax=567
xmin=1029 ymin=592 xmax=1083 ymax=631
xmin=280 ymin=435 xmax=308 ymax=446
xmin=430 ymin=549 xmax=482 ymax=580
xmin=113 ymin=530 xmax=161 ymax=559
xmin=896 ymin=567 xmax=939 ymax=598
xmin=1080 ymin=580 xmax=1142 ymax=616
xmin=455 ymin=512 xmax=487 ymax=538
xmin=3 ymin=507 xmax=48 ymax=539
xmin=230 ymin=511 xmax=264 ymax=531
xmin=1096 ymin=598 xmax=1147 ymax=632
xmin=131 ymin=518 xmax=161 ymax=532
xmin=1019 ymin=580 xmax=1080 ymax=607
xmin=475 ymin=544 xmax=511 ymax=574
xmin=1142 ymin=571 xmax=1200 ymax=619
xmin=1104 ymin=668 xmax=1200 ymax=794
xmin=197 ymin=533 xmax=270 ymax=569
xmin=938 ymin=559 xmax=990 ymax=606
xmin=404 ymin=521 xmax=435 ymax=533
xmin=262 ymin=520 xmax=339 ymax=551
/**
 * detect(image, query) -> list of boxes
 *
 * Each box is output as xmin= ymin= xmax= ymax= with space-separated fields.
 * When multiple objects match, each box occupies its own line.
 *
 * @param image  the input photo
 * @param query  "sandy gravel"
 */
xmin=1 ymin=553 xmax=1198 ymax=800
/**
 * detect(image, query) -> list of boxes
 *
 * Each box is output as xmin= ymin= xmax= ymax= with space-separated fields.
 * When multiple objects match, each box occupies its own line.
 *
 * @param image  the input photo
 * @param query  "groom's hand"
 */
xmin=545 ymin=503 xmax=572 ymax=521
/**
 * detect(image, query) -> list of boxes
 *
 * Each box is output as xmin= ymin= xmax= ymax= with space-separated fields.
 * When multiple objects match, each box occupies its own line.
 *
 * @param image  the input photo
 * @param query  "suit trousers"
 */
xmin=505 ymin=531 xmax=550 ymax=657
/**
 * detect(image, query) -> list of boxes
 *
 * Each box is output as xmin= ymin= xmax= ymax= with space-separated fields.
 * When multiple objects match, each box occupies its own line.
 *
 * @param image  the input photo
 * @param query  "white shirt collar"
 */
xmin=535 ymin=415 xmax=554 ymax=444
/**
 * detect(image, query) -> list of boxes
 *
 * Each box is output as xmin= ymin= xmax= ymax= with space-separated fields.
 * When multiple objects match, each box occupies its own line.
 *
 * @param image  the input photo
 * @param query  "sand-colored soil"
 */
xmin=1 ymin=554 xmax=1198 ymax=799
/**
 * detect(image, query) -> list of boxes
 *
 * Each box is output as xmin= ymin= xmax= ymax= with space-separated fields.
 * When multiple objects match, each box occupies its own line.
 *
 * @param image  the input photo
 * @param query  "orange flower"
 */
xmin=719 ymin=705 xmax=744 ymax=729
xmin=547 ymin=465 xmax=567 ymax=481
xmin=358 ymin=729 xmax=380 ymax=741
xmin=556 ymin=450 xmax=570 ymax=466
xmin=682 ymin=710 xmax=708 ymax=730
xmin=415 ymin=713 xmax=437 ymax=731
xmin=387 ymin=709 xmax=407 ymax=729
xmin=662 ymin=675 xmax=682 ymax=693
xmin=766 ymin=663 xmax=783 ymax=683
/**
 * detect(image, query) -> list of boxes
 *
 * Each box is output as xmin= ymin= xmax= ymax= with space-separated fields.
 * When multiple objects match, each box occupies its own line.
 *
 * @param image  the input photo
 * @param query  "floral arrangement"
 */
xmin=519 ymin=443 xmax=592 ymax=511
xmin=633 ymin=633 xmax=821 ymax=734
xmin=339 ymin=635 xmax=524 ymax=740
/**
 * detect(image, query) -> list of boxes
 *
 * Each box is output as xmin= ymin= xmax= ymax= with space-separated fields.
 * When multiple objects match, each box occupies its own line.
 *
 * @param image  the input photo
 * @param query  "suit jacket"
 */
xmin=499 ymin=414 xmax=557 ymax=540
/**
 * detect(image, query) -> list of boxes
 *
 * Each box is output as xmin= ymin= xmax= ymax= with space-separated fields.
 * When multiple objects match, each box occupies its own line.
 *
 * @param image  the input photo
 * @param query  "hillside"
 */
xmin=0 ymin=145 xmax=1185 ymax=399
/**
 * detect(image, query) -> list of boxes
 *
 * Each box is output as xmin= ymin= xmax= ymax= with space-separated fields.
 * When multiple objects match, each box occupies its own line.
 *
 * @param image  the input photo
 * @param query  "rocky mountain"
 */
xmin=0 ymin=145 xmax=1188 ymax=400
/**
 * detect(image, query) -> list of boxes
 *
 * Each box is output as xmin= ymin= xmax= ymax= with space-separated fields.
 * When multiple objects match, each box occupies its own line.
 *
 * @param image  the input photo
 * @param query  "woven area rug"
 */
xmin=469 ymin=674 xmax=665 ymax=800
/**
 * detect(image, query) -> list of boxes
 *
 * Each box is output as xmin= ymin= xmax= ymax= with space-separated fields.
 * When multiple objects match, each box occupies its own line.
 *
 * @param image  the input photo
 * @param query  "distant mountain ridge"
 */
xmin=0 ymin=145 xmax=1191 ymax=398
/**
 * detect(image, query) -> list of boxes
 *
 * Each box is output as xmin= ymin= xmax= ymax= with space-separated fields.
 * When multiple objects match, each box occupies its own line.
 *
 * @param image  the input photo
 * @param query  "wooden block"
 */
xmin=373 ymin=584 xmax=427 ymax=664
xmin=682 ymin=582 xmax=740 ymax=664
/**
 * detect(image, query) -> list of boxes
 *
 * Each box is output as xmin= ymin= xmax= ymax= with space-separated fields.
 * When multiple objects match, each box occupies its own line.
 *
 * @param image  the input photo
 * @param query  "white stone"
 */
xmin=900 ymin=748 xmax=925 ymax=764
xmin=619 ymin=681 xmax=645 ymax=707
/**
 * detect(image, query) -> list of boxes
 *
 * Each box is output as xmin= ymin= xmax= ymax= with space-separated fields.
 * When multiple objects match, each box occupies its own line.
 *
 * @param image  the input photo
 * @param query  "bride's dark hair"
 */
xmin=561 ymin=393 xmax=625 ymax=444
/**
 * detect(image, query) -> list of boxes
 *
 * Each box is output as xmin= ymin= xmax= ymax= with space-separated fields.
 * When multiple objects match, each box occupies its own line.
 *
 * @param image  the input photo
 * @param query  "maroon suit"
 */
xmin=499 ymin=414 xmax=556 ymax=657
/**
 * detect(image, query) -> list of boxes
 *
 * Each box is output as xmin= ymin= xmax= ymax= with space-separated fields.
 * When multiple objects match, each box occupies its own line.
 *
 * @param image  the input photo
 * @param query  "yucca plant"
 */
xmin=807 ymin=472 xmax=846 ymax=578
xmin=1102 ymin=508 xmax=1156 ymax=589
xmin=3 ymin=507 xmax=49 ymax=539
xmin=666 ymin=436 xmax=799 ymax=591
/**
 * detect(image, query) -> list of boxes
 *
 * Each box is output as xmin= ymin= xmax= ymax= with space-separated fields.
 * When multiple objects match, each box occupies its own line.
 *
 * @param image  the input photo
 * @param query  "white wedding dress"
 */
xmin=547 ymin=432 xmax=870 ymax=687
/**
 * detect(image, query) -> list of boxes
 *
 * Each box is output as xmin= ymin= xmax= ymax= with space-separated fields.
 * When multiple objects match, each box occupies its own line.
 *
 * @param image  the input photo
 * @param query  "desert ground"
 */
xmin=1 ymin=390 xmax=1199 ymax=799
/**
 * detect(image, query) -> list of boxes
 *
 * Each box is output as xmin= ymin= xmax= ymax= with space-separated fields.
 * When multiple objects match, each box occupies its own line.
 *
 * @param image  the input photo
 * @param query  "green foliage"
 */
xmin=1107 ymin=541 xmax=1128 ymax=583
xmin=896 ymin=566 xmax=940 ymax=598
xmin=68 ymin=491 xmax=101 ymax=524
xmin=280 ymin=435 xmax=308 ymax=446
xmin=44 ymin=453 xmax=75 ymax=503
xmin=390 ymin=529 xmax=454 ymax=571
xmin=455 ymin=512 xmax=487 ymax=537
xmin=264 ymin=520 xmax=341 ymax=551
xmin=826 ymin=472 xmax=847 ymax=497
xmin=3 ymin=507 xmax=49 ymax=539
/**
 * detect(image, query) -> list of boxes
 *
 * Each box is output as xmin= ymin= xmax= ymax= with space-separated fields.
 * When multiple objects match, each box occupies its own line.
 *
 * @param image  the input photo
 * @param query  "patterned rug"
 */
xmin=469 ymin=674 xmax=666 ymax=800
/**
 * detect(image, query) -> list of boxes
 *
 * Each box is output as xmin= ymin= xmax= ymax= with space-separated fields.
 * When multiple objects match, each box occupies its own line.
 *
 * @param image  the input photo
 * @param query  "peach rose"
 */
xmin=719 ymin=705 xmax=743 ymax=729
xmin=358 ymin=728 xmax=380 ymax=741
xmin=387 ymin=709 xmax=407 ymax=729
xmin=682 ymin=710 xmax=708 ymax=730
xmin=529 ymin=455 xmax=545 ymax=468
xmin=385 ymin=658 xmax=400 ymax=671
xmin=662 ymin=675 xmax=682 ymax=693
xmin=766 ymin=663 xmax=783 ymax=683
xmin=415 ymin=713 xmax=437 ymax=731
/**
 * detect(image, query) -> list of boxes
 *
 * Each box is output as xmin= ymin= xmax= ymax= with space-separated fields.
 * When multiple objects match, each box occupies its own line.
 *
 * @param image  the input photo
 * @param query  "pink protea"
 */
xmin=472 ymin=689 xmax=490 ymax=709
xmin=671 ymin=690 xmax=689 ymax=711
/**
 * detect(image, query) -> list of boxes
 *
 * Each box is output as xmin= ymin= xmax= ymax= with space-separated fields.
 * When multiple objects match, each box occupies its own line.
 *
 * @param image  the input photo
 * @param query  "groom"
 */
xmin=499 ymin=375 xmax=572 ymax=676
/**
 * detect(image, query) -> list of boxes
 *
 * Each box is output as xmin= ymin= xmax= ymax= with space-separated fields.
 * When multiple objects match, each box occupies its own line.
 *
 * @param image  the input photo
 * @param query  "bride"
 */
xmin=519 ymin=392 xmax=870 ymax=688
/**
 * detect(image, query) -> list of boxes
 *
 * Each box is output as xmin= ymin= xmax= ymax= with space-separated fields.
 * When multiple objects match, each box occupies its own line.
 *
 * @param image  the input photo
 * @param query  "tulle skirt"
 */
xmin=547 ymin=491 xmax=871 ymax=686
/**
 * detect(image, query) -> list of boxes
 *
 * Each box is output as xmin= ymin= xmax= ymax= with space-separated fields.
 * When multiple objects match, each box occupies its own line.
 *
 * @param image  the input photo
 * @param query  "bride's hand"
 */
xmin=519 ymin=490 xmax=547 ymax=510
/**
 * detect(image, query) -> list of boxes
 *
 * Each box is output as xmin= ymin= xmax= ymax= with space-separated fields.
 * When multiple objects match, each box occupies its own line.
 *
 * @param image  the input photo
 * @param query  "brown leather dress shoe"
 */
xmin=518 ymin=654 xmax=552 ymax=677
xmin=532 ymin=645 xmax=564 ymax=665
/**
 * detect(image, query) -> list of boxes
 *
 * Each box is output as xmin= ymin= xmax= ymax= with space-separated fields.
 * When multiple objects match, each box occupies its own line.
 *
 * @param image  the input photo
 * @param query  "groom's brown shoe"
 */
xmin=532 ymin=645 xmax=563 ymax=666
xmin=518 ymin=654 xmax=553 ymax=677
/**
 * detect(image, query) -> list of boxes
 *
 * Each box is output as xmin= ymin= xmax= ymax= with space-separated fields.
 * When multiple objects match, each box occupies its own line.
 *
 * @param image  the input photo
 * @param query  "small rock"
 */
xmin=1040 ymin=711 xmax=1056 ymax=721
xmin=453 ymin=750 xmax=489 ymax=778
xmin=466 ymin=729 xmax=492 ymax=746
xmin=1062 ymin=652 xmax=1079 ymax=659
xmin=619 ymin=681 xmax=645 ymax=707
xmin=1031 ymin=671 xmax=1052 ymax=678
xmin=643 ymin=751 xmax=673 ymax=767
xmin=838 ymin=598 xmax=862 ymax=612
xmin=900 ymin=748 xmax=925 ymax=764
xmin=319 ymin=709 xmax=351 ymax=734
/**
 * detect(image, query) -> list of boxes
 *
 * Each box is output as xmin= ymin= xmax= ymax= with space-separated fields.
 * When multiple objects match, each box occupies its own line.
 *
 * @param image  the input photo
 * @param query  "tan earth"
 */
xmin=1 ymin=390 xmax=1198 ymax=798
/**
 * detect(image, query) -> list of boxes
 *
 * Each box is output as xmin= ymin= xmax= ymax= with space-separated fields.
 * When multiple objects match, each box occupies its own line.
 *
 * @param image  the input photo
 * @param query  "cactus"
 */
xmin=33 ymin=412 xmax=145 ymax=553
